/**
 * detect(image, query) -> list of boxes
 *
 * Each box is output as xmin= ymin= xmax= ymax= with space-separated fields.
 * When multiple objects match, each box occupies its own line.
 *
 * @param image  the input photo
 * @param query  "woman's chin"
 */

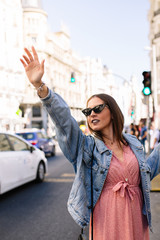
xmin=91 ymin=125 xmax=101 ymax=131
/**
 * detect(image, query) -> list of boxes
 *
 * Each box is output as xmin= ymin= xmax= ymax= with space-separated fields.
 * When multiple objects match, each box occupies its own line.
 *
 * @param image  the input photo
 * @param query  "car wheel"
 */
xmin=51 ymin=146 xmax=55 ymax=156
xmin=36 ymin=162 xmax=45 ymax=182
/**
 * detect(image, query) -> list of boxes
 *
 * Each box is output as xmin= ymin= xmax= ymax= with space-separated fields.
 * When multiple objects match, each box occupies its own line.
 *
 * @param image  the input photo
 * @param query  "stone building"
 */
xmin=0 ymin=0 xmax=135 ymax=134
xmin=0 ymin=0 xmax=24 ymax=132
xmin=148 ymin=0 xmax=160 ymax=127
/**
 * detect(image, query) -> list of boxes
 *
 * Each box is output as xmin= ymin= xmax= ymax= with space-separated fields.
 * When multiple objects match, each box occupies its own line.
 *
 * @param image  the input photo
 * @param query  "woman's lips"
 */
xmin=92 ymin=119 xmax=100 ymax=124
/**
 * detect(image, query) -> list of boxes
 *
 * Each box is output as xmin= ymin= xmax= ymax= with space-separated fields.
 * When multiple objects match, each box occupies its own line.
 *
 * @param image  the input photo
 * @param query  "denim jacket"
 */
xmin=42 ymin=89 xmax=160 ymax=232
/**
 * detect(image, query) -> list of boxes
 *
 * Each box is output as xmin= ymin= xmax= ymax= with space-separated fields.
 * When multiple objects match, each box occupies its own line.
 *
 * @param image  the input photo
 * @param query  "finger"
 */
xmin=23 ymin=55 xmax=30 ymax=64
xmin=20 ymin=58 xmax=27 ymax=68
xmin=32 ymin=46 xmax=39 ymax=62
xmin=40 ymin=59 xmax=45 ymax=71
xmin=24 ymin=48 xmax=34 ymax=62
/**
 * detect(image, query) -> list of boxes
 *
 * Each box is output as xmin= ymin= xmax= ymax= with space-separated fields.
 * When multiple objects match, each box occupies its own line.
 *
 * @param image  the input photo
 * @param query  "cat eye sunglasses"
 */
xmin=82 ymin=103 xmax=108 ymax=117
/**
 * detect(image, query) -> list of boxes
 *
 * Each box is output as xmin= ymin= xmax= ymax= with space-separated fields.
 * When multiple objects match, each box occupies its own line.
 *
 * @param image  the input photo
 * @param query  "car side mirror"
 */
xmin=30 ymin=146 xmax=34 ymax=153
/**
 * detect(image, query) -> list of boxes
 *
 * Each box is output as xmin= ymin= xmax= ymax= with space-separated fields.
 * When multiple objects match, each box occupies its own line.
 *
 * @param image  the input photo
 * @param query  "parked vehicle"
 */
xmin=16 ymin=128 xmax=56 ymax=156
xmin=0 ymin=132 xmax=48 ymax=195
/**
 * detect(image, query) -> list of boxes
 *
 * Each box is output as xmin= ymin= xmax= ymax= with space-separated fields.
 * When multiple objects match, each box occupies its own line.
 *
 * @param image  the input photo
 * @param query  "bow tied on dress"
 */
xmin=112 ymin=180 xmax=136 ymax=200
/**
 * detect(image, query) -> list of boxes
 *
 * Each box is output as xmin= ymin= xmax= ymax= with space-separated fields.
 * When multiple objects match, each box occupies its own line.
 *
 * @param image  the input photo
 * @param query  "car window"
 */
xmin=19 ymin=133 xmax=34 ymax=140
xmin=0 ymin=134 xmax=12 ymax=151
xmin=8 ymin=135 xmax=30 ymax=151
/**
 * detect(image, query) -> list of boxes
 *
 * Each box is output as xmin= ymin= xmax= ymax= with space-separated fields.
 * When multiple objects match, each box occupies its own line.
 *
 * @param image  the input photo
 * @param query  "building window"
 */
xmin=32 ymin=36 xmax=37 ymax=43
xmin=32 ymin=106 xmax=41 ymax=117
xmin=32 ymin=121 xmax=43 ymax=129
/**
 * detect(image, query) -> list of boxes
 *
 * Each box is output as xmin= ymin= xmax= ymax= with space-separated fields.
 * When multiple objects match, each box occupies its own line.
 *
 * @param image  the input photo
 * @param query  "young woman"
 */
xmin=20 ymin=46 xmax=160 ymax=240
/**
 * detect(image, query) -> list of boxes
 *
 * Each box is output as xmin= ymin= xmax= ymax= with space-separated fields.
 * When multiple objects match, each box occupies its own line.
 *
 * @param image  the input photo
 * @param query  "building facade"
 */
xmin=0 ymin=0 xmax=137 ymax=134
xmin=0 ymin=0 xmax=25 ymax=132
xmin=148 ymin=0 xmax=160 ymax=128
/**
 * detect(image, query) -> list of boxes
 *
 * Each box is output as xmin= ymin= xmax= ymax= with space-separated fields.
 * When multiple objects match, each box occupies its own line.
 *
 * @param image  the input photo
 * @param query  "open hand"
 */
xmin=20 ymin=46 xmax=45 ymax=89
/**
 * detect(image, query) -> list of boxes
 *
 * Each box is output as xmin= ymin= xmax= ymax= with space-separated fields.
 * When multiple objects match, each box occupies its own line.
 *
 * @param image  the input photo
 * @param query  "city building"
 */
xmin=0 ymin=0 xmax=137 ymax=134
xmin=0 ymin=0 xmax=25 ymax=132
xmin=148 ymin=0 xmax=160 ymax=128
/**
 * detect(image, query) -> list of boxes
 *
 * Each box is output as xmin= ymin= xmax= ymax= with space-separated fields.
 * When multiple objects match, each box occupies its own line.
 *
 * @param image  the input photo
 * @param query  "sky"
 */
xmin=42 ymin=0 xmax=150 ymax=84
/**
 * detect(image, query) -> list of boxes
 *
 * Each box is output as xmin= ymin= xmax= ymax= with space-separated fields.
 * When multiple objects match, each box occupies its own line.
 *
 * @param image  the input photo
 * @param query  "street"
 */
xmin=0 ymin=147 xmax=83 ymax=240
xmin=150 ymin=191 xmax=160 ymax=240
xmin=0 ymin=146 xmax=159 ymax=240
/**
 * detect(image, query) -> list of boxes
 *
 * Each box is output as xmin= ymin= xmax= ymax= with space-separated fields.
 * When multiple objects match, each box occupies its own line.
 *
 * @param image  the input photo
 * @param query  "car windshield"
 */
xmin=18 ymin=132 xmax=47 ymax=140
xmin=18 ymin=133 xmax=34 ymax=140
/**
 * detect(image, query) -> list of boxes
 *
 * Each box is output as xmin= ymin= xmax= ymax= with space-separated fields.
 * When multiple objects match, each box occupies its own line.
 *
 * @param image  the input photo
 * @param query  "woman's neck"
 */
xmin=103 ymin=136 xmax=115 ymax=145
xmin=101 ymin=129 xmax=115 ymax=145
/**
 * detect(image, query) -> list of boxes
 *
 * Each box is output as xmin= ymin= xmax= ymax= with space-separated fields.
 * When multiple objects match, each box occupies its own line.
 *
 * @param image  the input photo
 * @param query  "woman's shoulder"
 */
xmin=123 ymin=132 xmax=137 ymax=140
xmin=123 ymin=132 xmax=142 ymax=147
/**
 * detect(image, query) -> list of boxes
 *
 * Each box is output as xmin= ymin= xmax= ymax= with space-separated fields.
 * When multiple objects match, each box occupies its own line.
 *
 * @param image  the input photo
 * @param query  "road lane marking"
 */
xmin=61 ymin=173 xmax=75 ymax=177
xmin=45 ymin=178 xmax=74 ymax=183
xmin=45 ymin=173 xmax=75 ymax=183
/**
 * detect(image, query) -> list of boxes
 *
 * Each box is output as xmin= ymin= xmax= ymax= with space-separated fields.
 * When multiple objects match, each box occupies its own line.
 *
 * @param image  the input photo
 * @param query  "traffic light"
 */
xmin=142 ymin=71 xmax=151 ymax=96
xmin=131 ymin=107 xmax=134 ymax=119
xmin=71 ymin=72 xmax=75 ymax=83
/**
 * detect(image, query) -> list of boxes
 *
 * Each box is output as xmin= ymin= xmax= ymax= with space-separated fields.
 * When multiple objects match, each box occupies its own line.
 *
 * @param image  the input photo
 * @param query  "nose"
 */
xmin=90 ymin=109 xmax=96 ymax=116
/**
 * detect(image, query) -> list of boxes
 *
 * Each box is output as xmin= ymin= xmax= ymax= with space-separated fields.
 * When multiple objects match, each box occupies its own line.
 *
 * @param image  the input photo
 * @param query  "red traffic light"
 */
xmin=142 ymin=71 xmax=150 ymax=79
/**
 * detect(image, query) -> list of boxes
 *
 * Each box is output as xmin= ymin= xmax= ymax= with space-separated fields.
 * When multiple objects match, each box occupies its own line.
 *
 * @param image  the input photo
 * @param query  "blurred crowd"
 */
xmin=128 ymin=120 xmax=160 ymax=154
xmin=80 ymin=120 xmax=160 ymax=154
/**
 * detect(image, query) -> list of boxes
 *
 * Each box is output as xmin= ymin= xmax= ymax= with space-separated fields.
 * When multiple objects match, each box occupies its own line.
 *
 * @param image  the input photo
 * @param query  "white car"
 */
xmin=0 ymin=132 xmax=48 ymax=194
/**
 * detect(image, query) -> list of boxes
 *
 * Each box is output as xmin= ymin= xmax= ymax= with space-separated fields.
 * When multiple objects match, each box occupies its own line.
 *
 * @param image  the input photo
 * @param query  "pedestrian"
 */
xmin=139 ymin=120 xmax=147 ymax=154
xmin=20 ymin=46 xmax=160 ymax=240
xmin=134 ymin=124 xmax=140 ymax=140
xmin=130 ymin=123 xmax=135 ymax=135
xmin=149 ymin=122 xmax=160 ymax=153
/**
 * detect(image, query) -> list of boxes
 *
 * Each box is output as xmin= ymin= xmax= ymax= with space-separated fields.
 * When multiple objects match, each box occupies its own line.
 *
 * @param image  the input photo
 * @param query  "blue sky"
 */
xmin=42 ymin=0 xmax=150 ymax=84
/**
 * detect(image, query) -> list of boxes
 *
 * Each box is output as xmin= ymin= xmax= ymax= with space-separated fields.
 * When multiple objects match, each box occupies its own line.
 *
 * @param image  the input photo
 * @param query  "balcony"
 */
xmin=154 ymin=9 xmax=160 ymax=17
xmin=155 ymin=32 xmax=160 ymax=39
xmin=156 ymin=56 xmax=160 ymax=61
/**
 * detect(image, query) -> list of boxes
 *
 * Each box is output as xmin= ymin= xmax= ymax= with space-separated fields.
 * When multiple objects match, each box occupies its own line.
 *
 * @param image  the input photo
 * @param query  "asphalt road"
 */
xmin=0 ymin=146 xmax=159 ymax=240
xmin=150 ymin=191 xmax=160 ymax=240
xmin=0 ymin=147 xmax=82 ymax=240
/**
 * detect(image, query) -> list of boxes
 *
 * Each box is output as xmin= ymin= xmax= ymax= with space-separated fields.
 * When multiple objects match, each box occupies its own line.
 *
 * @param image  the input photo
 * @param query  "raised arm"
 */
xmin=146 ymin=144 xmax=160 ymax=180
xmin=20 ymin=47 xmax=87 ymax=170
xmin=20 ymin=46 xmax=48 ymax=98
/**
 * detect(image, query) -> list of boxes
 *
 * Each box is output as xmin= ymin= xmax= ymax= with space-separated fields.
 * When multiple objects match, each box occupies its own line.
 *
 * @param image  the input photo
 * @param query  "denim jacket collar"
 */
xmin=95 ymin=133 xmax=142 ymax=154
xmin=95 ymin=138 xmax=110 ymax=154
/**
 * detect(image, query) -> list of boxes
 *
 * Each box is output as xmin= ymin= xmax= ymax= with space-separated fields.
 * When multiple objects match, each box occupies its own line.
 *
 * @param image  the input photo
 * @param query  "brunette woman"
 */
xmin=20 ymin=46 xmax=160 ymax=240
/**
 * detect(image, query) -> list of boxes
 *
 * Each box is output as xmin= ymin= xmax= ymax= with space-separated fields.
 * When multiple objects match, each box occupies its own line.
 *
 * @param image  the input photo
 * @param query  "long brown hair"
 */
xmin=86 ymin=93 xmax=127 ymax=147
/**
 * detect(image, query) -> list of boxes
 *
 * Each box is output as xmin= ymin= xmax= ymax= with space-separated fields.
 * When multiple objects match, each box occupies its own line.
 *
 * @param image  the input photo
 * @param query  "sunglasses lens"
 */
xmin=94 ymin=105 xmax=102 ymax=113
xmin=82 ymin=109 xmax=91 ymax=116
xmin=94 ymin=104 xmax=105 ymax=113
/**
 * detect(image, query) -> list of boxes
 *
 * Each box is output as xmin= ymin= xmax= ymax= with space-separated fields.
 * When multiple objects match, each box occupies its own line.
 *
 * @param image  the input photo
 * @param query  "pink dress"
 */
xmin=90 ymin=145 xmax=150 ymax=240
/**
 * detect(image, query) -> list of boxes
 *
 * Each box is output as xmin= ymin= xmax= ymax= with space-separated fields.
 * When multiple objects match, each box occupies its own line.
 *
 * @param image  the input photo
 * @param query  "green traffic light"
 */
xmin=143 ymin=87 xmax=151 ymax=96
xmin=71 ymin=72 xmax=75 ymax=83
xmin=71 ymin=77 xmax=75 ymax=83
